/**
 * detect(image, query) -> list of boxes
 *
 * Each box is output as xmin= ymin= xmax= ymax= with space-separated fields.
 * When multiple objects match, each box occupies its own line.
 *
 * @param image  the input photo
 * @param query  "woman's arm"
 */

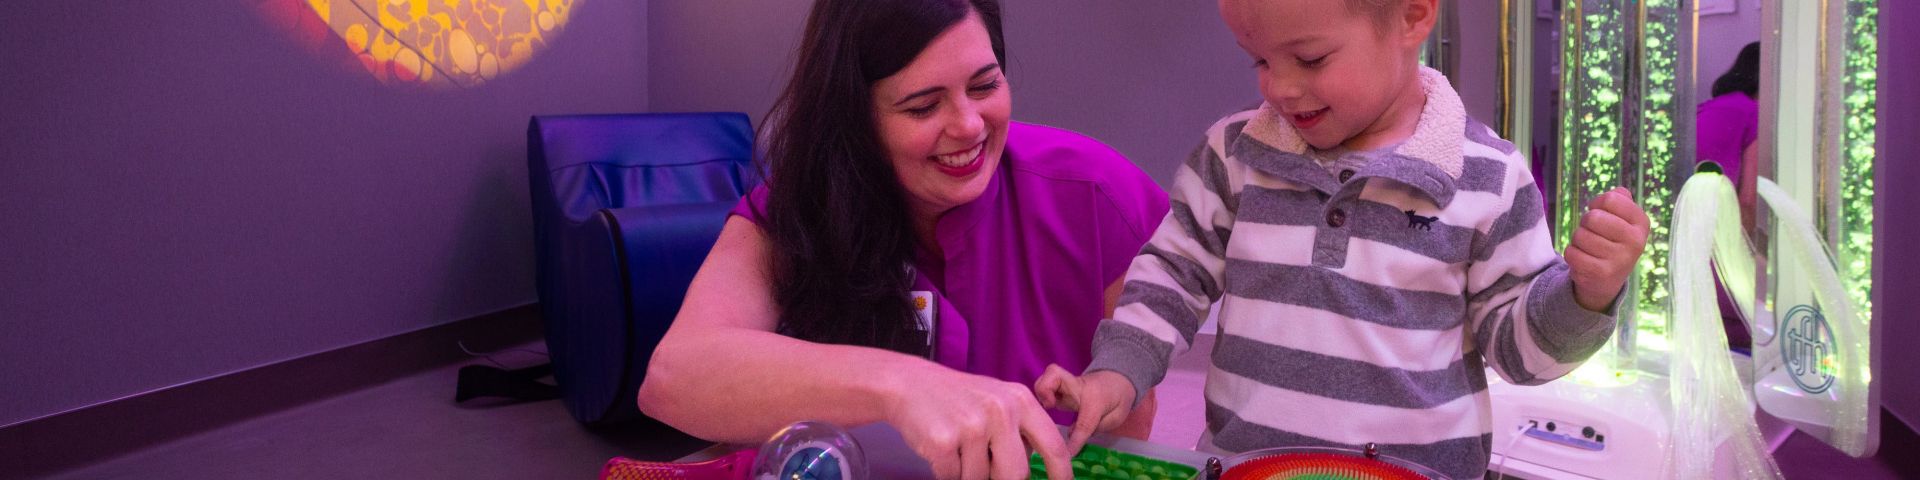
xmin=637 ymin=217 xmax=1072 ymax=479
xmin=639 ymin=216 xmax=902 ymax=441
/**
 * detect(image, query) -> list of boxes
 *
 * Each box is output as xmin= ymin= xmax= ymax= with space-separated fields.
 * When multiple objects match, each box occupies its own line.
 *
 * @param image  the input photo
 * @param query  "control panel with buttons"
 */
xmin=1520 ymin=417 xmax=1605 ymax=452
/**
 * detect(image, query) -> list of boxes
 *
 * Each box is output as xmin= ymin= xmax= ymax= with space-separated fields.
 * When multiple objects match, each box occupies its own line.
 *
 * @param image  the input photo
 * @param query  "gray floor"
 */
xmin=44 ymin=334 xmax=1916 ymax=479
xmin=43 ymin=347 xmax=708 ymax=480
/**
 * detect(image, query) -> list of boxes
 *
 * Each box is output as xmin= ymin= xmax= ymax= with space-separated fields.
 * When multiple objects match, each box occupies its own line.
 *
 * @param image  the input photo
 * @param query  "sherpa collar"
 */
xmin=1230 ymin=66 xmax=1467 ymax=207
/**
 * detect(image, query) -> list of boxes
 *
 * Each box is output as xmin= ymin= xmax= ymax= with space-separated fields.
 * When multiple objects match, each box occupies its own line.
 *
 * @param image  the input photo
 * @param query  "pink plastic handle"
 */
xmin=598 ymin=448 xmax=757 ymax=480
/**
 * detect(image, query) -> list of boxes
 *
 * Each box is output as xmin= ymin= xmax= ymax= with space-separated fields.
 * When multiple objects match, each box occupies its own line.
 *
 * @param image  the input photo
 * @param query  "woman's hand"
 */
xmin=1031 ymin=364 xmax=1137 ymax=454
xmin=885 ymin=363 xmax=1074 ymax=480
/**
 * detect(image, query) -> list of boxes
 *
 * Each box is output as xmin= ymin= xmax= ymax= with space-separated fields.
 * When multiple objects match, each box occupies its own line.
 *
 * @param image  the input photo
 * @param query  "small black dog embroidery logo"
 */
xmin=1405 ymin=210 xmax=1438 ymax=230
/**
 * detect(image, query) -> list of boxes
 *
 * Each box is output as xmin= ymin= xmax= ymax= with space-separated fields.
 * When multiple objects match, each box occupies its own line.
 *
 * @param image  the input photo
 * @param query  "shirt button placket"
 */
xmin=1313 ymin=202 xmax=1351 ymax=268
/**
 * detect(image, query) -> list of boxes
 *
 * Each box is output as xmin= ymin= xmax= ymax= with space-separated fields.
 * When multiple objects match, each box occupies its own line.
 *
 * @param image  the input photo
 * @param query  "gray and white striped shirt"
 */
xmin=1086 ymin=68 xmax=1617 ymax=480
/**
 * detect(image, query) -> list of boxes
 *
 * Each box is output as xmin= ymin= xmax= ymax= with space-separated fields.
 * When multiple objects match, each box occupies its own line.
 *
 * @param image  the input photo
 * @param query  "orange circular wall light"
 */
xmin=256 ymin=0 xmax=576 ymax=88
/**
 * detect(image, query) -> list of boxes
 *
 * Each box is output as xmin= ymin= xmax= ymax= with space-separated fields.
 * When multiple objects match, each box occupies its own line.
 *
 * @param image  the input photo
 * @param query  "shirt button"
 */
xmin=1339 ymin=170 xmax=1356 ymax=182
xmin=1326 ymin=208 xmax=1347 ymax=228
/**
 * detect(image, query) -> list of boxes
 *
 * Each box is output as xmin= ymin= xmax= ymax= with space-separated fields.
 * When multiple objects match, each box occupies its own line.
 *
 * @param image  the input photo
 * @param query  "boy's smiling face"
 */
xmin=1220 ymin=0 xmax=1436 ymax=151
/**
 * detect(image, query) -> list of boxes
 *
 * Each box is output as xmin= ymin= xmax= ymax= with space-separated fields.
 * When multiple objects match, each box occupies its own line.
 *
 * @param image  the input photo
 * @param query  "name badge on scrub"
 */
xmin=911 ymin=290 xmax=937 ymax=353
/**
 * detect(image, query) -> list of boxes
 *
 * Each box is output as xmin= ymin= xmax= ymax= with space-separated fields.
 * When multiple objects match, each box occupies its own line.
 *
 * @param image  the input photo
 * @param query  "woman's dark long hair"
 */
xmin=757 ymin=0 xmax=1005 ymax=355
xmin=1712 ymin=42 xmax=1760 ymax=99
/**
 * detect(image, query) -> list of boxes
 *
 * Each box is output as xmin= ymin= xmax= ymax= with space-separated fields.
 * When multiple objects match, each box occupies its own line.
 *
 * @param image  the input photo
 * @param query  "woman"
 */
xmin=1697 ymin=41 xmax=1760 ymax=230
xmin=635 ymin=0 xmax=1168 ymax=478
xmin=1697 ymin=41 xmax=1761 ymax=349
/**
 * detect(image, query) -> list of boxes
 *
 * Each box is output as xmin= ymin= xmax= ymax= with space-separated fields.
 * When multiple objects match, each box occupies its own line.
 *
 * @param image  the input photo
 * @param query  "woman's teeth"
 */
xmin=935 ymin=144 xmax=982 ymax=168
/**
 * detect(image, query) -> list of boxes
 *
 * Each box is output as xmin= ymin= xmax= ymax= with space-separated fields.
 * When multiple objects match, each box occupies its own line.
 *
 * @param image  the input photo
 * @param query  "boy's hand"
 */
xmin=1033 ymin=364 xmax=1137 ymax=454
xmin=1567 ymin=187 xmax=1651 ymax=312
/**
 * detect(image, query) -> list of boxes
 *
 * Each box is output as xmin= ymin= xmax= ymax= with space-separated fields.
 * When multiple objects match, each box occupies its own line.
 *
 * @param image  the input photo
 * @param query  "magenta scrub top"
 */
xmin=1696 ymin=92 xmax=1758 ymax=183
xmin=732 ymin=122 xmax=1169 ymax=422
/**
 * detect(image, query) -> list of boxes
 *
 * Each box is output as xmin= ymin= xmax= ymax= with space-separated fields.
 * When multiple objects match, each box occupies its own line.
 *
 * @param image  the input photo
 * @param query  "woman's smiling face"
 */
xmin=870 ymin=11 xmax=1011 ymax=220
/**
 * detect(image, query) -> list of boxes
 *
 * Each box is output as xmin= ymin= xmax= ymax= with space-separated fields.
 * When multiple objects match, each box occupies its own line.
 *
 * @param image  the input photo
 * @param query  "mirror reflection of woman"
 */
xmin=1696 ymin=41 xmax=1761 ymax=348
xmin=1697 ymin=41 xmax=1760 ymax=231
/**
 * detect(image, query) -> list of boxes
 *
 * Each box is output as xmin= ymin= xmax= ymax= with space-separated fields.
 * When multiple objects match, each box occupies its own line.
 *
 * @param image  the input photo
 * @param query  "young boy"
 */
xmin=1033 ymin=1 xmax=1650 ymax=478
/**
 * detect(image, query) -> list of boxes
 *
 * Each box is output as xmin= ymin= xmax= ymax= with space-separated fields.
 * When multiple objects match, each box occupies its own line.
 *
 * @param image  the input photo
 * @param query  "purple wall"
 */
xmin=1450 ymin=0 xmax=1502 ymax=124
xmin=1695 ymin=0 xmax=1764 ymax=100
xmin=647 ymin=0 xmax=806 ymax=132
xmin=994 ymin=3 xmax=1258 ymax=185
xmin=0 ymin=1 xmax=649 ymax=427
xmin=647 ymin=1 xmax=1253 ymax=186
xmin=1880 ymin=0 xmax=1919 ymax=430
